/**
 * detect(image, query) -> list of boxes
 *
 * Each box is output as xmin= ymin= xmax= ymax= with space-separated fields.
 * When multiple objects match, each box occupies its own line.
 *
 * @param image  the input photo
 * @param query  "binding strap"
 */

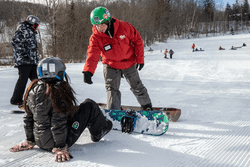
xmin=121 ymin=110 xmax=138 ymax=133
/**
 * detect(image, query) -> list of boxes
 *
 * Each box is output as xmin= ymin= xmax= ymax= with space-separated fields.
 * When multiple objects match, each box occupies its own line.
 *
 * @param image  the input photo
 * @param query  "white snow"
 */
xmin=0 ymin=33 xmax=250 ymax=166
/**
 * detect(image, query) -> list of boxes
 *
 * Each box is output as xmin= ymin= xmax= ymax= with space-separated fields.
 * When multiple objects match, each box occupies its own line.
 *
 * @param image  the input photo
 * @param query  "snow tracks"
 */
xmin=168 ymin=109 xmax=250 ymax=167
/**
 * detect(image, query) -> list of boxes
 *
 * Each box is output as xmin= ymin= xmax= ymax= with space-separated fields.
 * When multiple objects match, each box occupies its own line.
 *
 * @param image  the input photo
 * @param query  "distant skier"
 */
xmin=148 ymin=47 xmax=153 ymax=51
xmin=243 ymin=43 xmax=246 ymax=46
xmin=219 ymin=46 xmax=224 ymax=50
xmin=164 ymin=49 xmax=168 ymax=59
xmin=169 ymin=49 xmax=174 ymax=59
xmin=192 ymin=43 xmax=195 ymax=52
xmin=231 ymin=46 xmax=236 ymax=50
xmin=230 ymin=28 xmax=234 ymax=35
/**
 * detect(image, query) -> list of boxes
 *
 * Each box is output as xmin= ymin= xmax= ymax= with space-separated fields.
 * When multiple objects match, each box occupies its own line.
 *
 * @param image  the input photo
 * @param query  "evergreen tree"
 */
xmin=225 ymin=3 xmax=233 ymax=21
xmin=242 ymin=0 xmax=249 ymax=20
xmin=202 ymin=0 xmax=215 ymax=22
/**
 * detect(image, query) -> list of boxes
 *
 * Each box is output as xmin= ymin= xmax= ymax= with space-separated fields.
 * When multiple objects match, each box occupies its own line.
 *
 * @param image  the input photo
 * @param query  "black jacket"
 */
xmin=23 ymin=80 xmax=68 ymax=151
xmin=12 ymin=21 xmax=39 ymax=66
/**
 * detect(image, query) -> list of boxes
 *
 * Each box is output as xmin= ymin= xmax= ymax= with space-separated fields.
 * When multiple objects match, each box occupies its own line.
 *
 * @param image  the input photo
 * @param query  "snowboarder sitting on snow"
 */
xmin=231 ymin=46 xmax=236 ymax=50
xmin=169 ymin=49 xmax=174 ymax=59
xmin=9 ymin=57 xmax=112 ymax=162
xmin=219 ymin=46 xmax=224 ymax=50
xmin=10 ymin=15 xmax=40 ymax=106
xmin=164 ymin=49 xmax=168 ymax=59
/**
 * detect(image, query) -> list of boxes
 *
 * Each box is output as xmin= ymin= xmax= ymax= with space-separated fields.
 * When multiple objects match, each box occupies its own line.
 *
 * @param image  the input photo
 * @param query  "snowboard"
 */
xmin=102 ymin=109 xmax=169 ymax=136
xmin=97 ymin=103 xmax=181 ymax=122
xmin=11 ymin=105 xmax=25 ymax=114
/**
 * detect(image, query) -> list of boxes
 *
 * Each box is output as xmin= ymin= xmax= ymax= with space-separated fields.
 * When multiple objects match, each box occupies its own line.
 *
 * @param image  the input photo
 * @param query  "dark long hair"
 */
xmin=23 ymin=73 xmax=79 ymax=117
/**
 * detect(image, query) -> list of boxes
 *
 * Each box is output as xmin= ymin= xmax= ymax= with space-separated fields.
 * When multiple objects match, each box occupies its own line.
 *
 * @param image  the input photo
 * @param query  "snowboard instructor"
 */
xmin=82 ymin=7 xmax=152 ymax=110
xmin=10 ymin=15 xmax=40 ymax=106
xmin=10 ymin=57 xmax=112 ymax=162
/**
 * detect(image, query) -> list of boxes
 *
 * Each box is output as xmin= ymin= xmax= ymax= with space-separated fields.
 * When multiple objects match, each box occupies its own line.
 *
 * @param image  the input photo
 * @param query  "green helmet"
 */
xmin=90 ymin=7 xmax=111 ymax=25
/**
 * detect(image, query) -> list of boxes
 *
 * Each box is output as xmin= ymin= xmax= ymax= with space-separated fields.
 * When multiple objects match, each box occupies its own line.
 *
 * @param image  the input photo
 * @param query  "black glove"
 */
xmin=136 ymin=63 xmax=144 ymax=71
xmin=83 ymin=71 xmax=93 ymax=84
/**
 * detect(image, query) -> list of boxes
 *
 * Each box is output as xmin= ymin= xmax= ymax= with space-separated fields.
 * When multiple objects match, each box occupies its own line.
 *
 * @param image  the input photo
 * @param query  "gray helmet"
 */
xmin=37 ymin=57 xmax=66 ymax=80
xmin=26 ymin=15 xmax=40 ymax=25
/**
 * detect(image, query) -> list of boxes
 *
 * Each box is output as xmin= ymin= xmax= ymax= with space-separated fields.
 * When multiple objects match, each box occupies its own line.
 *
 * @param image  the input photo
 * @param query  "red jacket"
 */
xmin=164 ymin=49 xmax=168 ymax=54
xmin=192 ymin=44 xmax=195 ymax=49
xmin=84 ymin=17 xmax=144 ymax=74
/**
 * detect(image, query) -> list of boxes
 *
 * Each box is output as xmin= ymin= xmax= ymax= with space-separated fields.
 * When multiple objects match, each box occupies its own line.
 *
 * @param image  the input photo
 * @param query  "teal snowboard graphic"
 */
xmin=102 ymin=109 xmax=169 ymax=136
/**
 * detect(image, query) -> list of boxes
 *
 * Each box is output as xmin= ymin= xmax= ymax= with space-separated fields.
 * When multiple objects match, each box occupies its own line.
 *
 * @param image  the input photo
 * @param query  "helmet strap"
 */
xmin=55 ymin=71 xmax=65 ymax=80
xmin=38 ymin=66 xmax=43 ymax=77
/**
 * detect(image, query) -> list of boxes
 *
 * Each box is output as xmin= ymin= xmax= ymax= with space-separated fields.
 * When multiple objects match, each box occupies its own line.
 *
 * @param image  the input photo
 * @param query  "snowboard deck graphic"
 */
xmin=97 ymin=103 xmax=181 ymax=122
xmin=102 ymin=109 xmax=169 ymax=136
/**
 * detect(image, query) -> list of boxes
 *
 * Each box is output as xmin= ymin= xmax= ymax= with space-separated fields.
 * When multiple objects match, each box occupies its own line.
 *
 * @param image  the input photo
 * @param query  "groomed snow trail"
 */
xmin=1 ymin=33 xmax=250 ymax=166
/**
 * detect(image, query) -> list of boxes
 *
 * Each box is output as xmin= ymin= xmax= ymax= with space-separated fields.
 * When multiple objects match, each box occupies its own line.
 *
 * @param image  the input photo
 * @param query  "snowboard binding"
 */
xmin=121 ymin=110 xmax=138 ymax=134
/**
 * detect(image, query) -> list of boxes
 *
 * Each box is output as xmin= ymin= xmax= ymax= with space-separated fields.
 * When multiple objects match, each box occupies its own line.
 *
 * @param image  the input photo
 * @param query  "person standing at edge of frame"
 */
xmin=10 ymin=15 xmax=40 ymax=107
xmin=82 ymin=7 xmax=153 ymax=111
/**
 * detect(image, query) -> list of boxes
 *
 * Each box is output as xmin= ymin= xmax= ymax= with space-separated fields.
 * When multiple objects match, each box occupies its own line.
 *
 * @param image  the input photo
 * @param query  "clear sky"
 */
xmin=224 ymin=0 xmax=235 ymax=5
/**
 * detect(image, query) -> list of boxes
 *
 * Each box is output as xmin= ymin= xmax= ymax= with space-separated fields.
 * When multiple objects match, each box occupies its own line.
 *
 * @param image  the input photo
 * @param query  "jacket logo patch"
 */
xmin=104 ymin=44 xmax=112 ymax=52
xmin=72 ymin=121 xmax=79 ymax=130
xmin=119 ymin=35 xmax=125 ymax=40
xmin=107 ymin=78 xmax=112 ymax=82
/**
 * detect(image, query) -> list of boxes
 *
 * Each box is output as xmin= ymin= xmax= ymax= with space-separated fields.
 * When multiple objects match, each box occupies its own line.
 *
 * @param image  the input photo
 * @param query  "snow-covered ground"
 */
xmin=0 ymin=33 xmax=250 ymax=166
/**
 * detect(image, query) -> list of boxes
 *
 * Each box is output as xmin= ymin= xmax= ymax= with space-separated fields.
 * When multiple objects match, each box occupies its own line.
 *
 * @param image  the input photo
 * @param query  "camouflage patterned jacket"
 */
xmin=12 ymin=21 xmax=39 ymax=66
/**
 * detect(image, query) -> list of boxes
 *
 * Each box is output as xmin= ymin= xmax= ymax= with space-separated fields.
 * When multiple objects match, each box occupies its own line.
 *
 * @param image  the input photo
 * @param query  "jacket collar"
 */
xmin=92 ymin=17 xmax=119 ymax=38
xmin=21 ymin=21 xmax=36 ymax=33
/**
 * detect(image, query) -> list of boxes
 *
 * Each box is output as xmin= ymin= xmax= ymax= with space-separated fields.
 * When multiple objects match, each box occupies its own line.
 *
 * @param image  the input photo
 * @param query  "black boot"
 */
xmin=86 ymin=99 xmax=113 ymax=142
xmin=10 ymin=99 xmax=23 ymax=105
xmin=90 ymin=119 xmax=112 ymax=142
xmin=141 ymin=103 xmax=153 ymax=111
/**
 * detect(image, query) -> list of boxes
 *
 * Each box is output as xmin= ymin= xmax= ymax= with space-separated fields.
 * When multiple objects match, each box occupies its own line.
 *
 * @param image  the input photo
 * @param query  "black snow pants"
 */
xmin=10 ymin=64 xmax=37 ymax=104
xmin=66 ymin=98 xmax=109 ymax=147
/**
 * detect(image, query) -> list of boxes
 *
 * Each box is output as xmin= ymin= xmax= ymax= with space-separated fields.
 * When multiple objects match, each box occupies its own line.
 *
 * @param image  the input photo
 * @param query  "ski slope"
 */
xmin=0 ymin=33 xmax=250 ymax=166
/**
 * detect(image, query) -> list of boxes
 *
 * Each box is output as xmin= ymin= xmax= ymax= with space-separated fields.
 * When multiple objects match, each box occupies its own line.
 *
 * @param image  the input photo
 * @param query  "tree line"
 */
xmin=0 ymin=0 xmax=250 ymax=65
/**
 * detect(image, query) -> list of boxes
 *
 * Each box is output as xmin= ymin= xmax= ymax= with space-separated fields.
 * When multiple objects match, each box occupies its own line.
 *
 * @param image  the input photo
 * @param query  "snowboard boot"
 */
xmin=10 ymin=99 xmax=23 ymax=106
xmin=18 ymin=104 xmax=24 ymax=110
xmin=141 ymin=103 xmax=153 ymax=111
xmin=90 ymin=119 xmax=112 ymax=142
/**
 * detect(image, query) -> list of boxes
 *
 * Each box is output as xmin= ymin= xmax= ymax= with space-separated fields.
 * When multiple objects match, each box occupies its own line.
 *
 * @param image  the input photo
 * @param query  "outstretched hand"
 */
xmin=52 ymin=145 xmax=71 ymax=162
xmin=10 ymin=140 xmax=35 ymax=152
